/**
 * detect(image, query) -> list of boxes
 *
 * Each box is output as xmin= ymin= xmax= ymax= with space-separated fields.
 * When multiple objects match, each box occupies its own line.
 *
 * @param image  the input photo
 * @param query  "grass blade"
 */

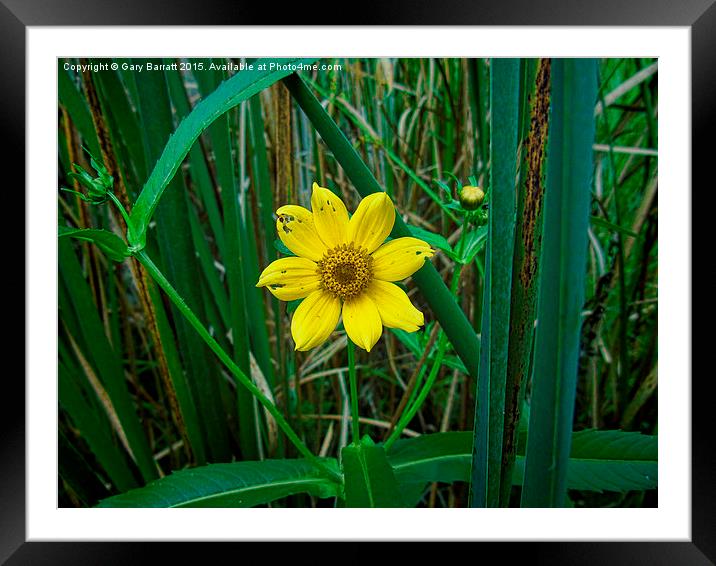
xmin=469 ymin=58 xmax=519 ymax=507
xmin=57 ymin=62 xmax=100 ymax=156
xmin=499 ymin=58 xmax=552 ymax=506
xmin=132 ymin=63 xmax=232 ymax=462
xmin=520 ymin=59 xmax=598 ymax=508
xmin=194 ymin=62 xmax=257 ymax=460
xmin=59 ymin=240 xmax=157 ymax=481
xmin=59 ymin=358 xmax=137 ymax=492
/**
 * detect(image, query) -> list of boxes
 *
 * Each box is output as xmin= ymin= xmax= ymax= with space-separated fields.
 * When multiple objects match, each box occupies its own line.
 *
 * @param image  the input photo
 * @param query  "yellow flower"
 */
xmin=257 ymin=183 xmax=434 ymax=352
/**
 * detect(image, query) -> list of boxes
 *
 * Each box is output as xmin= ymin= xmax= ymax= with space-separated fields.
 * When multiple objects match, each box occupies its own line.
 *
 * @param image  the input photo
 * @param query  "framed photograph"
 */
xmin=9 ymin=0 xmax=708 ymax=562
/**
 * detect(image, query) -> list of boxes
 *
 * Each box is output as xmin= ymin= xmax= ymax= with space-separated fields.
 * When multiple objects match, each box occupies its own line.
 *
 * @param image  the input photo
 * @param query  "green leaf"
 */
xmin=389 ymin=328 xmax=422 ymax=357
xmin=194 ymin=60 xmax=257 ymax=460
xmin=342 ymin=438 xmax=405 ymax=507
xmin=566 ymin=429 xmax=657 ymax=491
xmin=134 ymin=63 xmax=233 ymax=462
xmin=97 ymin=459 xmax=340 ymax=508
xmin=59 ymin=360 xmax=138 ymax=492
xmin=389 ymin=432 xmax=471 ymax=486
xmin=58 ymin=63 xmax=100 ymax=157
xmin=406 ymin=224 xmax=453 ymax=257
xmin=58 ymin=227 xmax=129 ymax=263
xmin=514 ymin=430 xmax=657 ymax=492
xmin=398 ymin=482 xmax=429 ymax=508
xmin=59 ymin=240 xmax=158 ymax=482
xmin=459 ymin=225 xmax=488 ymax=264
xmin=388 ymin=430 xmax=657 ymax=495
xmin=471 ymin=57 xmax=520 ymax=508
xmin=521 ymin=58 xmax=598 ymax=508
xmin=273 ymin=238 xmax=294 ymax=256
xmin=499 ymin=59 xmax=551 ymax=507
xmin=590 ymin=215 xmax=640 ymax=238
xmin=127 ymin=58 xmax=316 ymax=249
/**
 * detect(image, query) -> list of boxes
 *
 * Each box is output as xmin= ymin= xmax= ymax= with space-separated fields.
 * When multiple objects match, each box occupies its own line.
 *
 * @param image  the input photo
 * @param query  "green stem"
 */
xmin=384 ymin=331 xmax=449 ymax=451
xmin=134 ymin=249 xmax=342 ymax=484
xmin=107 ymin=191 xmax=133 ymax=231
xmin=457 ymin=215 xmax=470 ymax=261
xmin=450 ymin=262 xmax=464 ymax=295
xmin=347 ymin=338 xmax=360 ymax=445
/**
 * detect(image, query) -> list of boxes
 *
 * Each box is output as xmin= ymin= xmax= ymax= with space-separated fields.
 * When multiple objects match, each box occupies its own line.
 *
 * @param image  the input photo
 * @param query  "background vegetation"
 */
xmin=57 ymin=57 xmax=658 ymax=508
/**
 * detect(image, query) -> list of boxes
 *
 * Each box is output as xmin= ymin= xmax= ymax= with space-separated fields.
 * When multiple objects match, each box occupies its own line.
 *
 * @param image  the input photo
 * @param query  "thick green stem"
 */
xmin=134 ymin=249 xmax=342 ymax=483
xmin=347 ymin=339 xmax=360 ymax=445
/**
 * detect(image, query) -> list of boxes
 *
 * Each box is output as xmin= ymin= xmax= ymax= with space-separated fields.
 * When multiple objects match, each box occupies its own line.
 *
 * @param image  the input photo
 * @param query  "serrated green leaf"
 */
xmin=58 ymin=227 xmax=129 ymax=262
xmin=97 ymin=459 xmax=340 ymax=508
xmin=388 ymin=430 xmax=657 ymax=495
xmin=514 ymin=429 xmax=657 ymax=493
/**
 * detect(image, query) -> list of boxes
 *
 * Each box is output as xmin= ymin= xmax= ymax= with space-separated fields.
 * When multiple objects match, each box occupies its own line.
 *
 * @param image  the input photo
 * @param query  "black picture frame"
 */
xmin=8 ymin=1 xmax=709 ymax=563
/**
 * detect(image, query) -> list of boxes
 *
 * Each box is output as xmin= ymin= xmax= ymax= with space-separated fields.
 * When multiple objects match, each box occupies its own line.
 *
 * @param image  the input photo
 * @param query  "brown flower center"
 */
xmin=317 ymin=243 xmax=373 ymax=300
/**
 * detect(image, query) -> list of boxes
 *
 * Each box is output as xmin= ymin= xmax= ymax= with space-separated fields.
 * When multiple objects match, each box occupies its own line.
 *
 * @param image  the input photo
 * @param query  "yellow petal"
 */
xmin=276 ymin=205 xmax=328 ymax=262
xmin=347 ymin=192 xmax=395 ymax=254
xmin=310 ymin=182 xmax=349 ymax=248
xmin=256 ymin=257 xmax=321 ymax=301
xmin=291 ymin=290 xmax=341 ymax=351
xmin=342 ymin=293 xmax=383 ymax=353
xmin=366 ymin=280 xmax=424 ymax=332
xmin=371 ymin=237 xmax=435 ymax=281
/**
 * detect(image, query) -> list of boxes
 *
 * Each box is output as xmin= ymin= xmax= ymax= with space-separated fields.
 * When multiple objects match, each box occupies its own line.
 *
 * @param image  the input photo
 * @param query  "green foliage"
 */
xmin=97 ymin=459 xmax=340 ymax=507
xmin=62 ymin=149 xmax=114 ymax=204
xmin=58 ymin=57 xmax=657 ymax=510
xmin=58 ymin=227 xmax=129 ymax=262
xmin=128 ymin=58 xmax=316 ymax=249
xmin=94 ymin=429 xmax=655 ymax=508
xmin=342 ymin=437 xmax=405 ymax=507
xmin=521 ymin=59 xmax=599 ymax=507
xmin=389 ymin=430 xmax=657 ymax=494
xmin=471 ymin=58 xmax=520 ymax=508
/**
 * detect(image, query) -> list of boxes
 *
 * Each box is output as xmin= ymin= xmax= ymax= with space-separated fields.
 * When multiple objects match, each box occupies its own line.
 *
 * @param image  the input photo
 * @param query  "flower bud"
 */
xmin=458 ymin=185 xmax=485 ymax=211
xmin=65 ymin=151 xmax=114 ymax=204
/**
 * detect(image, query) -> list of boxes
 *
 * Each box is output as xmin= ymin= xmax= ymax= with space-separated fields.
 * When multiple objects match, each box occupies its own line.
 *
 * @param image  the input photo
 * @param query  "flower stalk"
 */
xmin=347 ymin=338 xmax=360 ymax=446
